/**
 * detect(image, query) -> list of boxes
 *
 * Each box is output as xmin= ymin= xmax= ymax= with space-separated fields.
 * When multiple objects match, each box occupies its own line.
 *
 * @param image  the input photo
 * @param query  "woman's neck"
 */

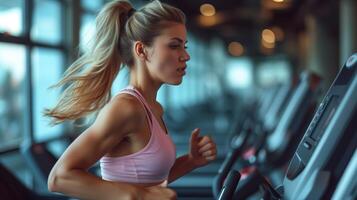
xmin=129 ymin=69 xmax=161 ymax=104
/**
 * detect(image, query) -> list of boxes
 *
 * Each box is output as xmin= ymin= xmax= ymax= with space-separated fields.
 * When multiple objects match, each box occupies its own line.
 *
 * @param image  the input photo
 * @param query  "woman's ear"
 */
xmin=133 ymin=41 xmax=148 ymax=61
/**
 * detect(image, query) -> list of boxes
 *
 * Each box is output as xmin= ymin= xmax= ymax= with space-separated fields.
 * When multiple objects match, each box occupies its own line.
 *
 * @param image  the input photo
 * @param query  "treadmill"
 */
xmin=212 ymin=71 xmax=322 ymax=199
xmin=224 ymin=53 xmax=357 ymax=200
xmin=331 ymin=149 xmax=357 ymax=200
xmin=282 ymin=53 xmax=357 ymax=199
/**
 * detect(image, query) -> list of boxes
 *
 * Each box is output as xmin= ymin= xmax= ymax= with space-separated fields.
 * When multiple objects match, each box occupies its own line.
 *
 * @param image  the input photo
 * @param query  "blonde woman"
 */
xmin=46 ymin=0 xmax=217 ymax=199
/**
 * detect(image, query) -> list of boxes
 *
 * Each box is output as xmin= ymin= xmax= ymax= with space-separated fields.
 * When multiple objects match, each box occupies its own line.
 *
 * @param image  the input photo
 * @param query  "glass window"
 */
xmin=0 ymin=0 xmax=24 ymax=36
xmin=111 ymin=66 xmax=130 ymax=96
xmin=226 ymin=58 xmax=253 ymax=89
xmin=80 ymin=14 xmax=96 ymax=52
xmin=32 ymin=47 xmax=64 ymax=141
xmin=81 ymin=0 xmax=104 ymax=12
xmin=0 ymin=43 xmax=26 ymax=149
xmin=31 ymin=0 xmax=62 ymax=45
xmin=257 ymin=59 xmax=292 ymax=86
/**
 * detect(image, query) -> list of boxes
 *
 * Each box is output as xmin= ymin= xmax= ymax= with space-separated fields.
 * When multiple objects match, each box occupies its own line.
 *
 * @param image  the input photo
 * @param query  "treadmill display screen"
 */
xmin=310 ymin=96 xmax=339 ymax=141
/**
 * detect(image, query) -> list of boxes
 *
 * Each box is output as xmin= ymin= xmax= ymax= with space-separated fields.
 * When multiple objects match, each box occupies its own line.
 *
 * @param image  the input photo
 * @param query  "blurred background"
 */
xmin=0 ymin=0 xmax=356 ymax=197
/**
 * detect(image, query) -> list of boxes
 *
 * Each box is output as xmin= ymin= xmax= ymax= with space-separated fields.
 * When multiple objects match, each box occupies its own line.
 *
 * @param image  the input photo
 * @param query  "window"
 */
xmin=32 ymin=48 xmax=64 ymax=141
xmin=80 ymin=13 xmax=96 ymax=52
xmin=31 ymin=0 xmax=62 ymax=45
xmin=0 ymin=0 xmax=24 ymax=36
xmin=80 ymin=0 xmax=105 ymax=51
xmin=0 ymin=43 xmax=26 ymax=149
xmin=257 ymin=59 xmax=292 ymax=86
xmin=81 ymin=0 xmax=104 ymax=12
xmin=0 ymin=0 xmax=67 ymax=150
xmin=226 ymin=58 xmax=253 ymax=89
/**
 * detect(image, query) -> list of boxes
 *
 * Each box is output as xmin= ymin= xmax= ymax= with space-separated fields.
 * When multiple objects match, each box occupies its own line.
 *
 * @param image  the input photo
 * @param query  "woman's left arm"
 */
xmin=168 ymin=128 xmax=217 ymax=183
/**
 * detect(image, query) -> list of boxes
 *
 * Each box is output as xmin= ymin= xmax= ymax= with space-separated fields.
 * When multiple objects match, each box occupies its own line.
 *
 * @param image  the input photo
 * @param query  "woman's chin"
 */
xmin=167 ymin=78 xmax=183 ymax=85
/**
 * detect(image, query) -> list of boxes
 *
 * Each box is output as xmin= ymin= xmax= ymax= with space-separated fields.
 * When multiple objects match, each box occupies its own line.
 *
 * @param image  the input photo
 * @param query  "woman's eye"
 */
xmin=169 ymin=45 xmax=180 ymax=49
xmin=169 ymin=45 xmax=187 ymax=49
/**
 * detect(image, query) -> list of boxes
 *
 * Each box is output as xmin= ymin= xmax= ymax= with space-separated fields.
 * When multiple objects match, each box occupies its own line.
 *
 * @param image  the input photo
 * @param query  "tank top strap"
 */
xmin=118 ymin=86 xmax=154 ymax=130
xmin=126 ymin=86 xmax=157 ymax=115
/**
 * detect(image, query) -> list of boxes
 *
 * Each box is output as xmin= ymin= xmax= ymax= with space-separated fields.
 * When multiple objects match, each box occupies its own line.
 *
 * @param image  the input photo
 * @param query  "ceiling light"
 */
xmin=196 ymin=14 xmax=224 ymax=27
xmin=200 ymin=4 xmax=216 ymax=16
xmin=262 ymin=29 xmax=276 ymax=44
xmin=262 ymin=39 xmax=275 ymax=49
xmin=228 ymin=42 xmax=244 ymax=56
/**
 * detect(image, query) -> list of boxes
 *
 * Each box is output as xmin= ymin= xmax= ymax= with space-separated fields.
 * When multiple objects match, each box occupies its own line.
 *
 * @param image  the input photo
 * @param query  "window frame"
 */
xmin=0 ymin=0 xmax=71 ymax=154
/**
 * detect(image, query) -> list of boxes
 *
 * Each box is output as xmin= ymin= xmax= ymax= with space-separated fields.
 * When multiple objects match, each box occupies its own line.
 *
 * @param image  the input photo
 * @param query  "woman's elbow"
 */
xmin=47 ymin=167 xmax=65 ymax=193
xmin=47 ymin=174 xmax=57 ymax=192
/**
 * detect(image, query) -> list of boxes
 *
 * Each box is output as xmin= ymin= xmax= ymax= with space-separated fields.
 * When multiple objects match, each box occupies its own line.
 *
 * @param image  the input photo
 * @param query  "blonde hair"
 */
xmin=44 ymin=0 xmax=185 ymax=125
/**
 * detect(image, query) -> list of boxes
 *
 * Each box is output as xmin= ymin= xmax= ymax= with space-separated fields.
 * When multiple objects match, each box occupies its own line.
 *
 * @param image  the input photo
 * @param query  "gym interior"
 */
xmin=0 ymin=0 xmax=356 ymax=199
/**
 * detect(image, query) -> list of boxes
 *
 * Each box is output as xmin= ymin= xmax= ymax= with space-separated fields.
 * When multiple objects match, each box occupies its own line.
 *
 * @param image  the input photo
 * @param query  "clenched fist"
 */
xmin=188 ymin=128 xmax=217 ymax=168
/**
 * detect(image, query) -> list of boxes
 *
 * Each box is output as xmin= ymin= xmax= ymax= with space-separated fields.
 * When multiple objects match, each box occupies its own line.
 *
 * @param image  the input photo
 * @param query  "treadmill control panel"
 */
xmin=286 ymin=54 xmax=357 ymax=180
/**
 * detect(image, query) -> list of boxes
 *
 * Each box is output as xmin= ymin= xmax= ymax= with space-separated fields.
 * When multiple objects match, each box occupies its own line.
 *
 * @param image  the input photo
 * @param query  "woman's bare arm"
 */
xmin=168 ymin=128 xmax=217 ymax=184
xmin=48 ymin=96 xmax=176 ymax=200
xmin=167 ymin=154 xmax=196 ymax=183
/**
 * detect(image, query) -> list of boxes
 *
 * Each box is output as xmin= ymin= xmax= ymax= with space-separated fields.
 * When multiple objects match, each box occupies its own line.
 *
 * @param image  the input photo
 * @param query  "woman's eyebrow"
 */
xmin=170 ymin=37 xmax=188 ymax=44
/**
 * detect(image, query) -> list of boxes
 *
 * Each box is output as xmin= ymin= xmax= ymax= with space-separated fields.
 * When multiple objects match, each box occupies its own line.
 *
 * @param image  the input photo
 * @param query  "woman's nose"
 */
xmin=181 ymin=50 xmax=190 ymax=62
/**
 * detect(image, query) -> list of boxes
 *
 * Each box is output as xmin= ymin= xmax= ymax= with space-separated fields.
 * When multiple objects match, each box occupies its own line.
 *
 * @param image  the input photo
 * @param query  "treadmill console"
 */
xmin=286 ymin=54 xmax=357 ymax=180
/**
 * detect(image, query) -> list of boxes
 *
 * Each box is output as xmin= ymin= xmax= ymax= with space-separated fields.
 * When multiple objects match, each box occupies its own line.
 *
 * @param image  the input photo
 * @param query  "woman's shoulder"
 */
xmin=85 ymin=94 xmax=145 ymax=145
xmin=93 ymin=93 xmax=145 ymax=132
xmin=107 ymin=93 xmax=145 ymax=119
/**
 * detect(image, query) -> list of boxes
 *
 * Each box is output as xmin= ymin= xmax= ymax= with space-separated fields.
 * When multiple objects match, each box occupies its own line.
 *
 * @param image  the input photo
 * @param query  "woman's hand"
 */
xmin=188 ymin=128 xmax=217 ymax=168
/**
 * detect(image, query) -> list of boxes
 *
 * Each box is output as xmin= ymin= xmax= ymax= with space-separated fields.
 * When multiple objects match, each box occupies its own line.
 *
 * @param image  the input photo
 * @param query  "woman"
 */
xmin=46 ymin=0 xmax=217 ymax=199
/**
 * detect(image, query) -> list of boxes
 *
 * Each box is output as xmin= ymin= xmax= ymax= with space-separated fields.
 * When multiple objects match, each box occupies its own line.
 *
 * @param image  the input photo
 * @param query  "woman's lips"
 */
xmin=176 ymin=66 xmax=186 ymax=76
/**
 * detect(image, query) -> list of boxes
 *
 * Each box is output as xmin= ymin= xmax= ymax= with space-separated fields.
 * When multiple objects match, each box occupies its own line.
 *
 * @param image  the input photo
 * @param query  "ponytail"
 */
xmin=44 ymin=0 xmax=133 ymax=125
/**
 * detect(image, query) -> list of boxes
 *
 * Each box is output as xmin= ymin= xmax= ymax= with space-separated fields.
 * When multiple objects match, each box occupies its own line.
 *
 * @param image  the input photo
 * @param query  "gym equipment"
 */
xmin=21 ymin=138 xmax=99 ymax=194
xmin=0 ymin=162 xmax=69 ymax=200
xmin=331 ymin=149 xmax=357 ymax=200
xmin=282 ymin=53 xmax=357 ymax=199
xmin=217 ymin=170 xmax=241 ymax=200
xmin=226 ymin=53 xmax=357 ymax=200
xmin=21 ymin=141 xmax=58 ymax=193
xmin=213 ymin=71 xmax=323 ymax=199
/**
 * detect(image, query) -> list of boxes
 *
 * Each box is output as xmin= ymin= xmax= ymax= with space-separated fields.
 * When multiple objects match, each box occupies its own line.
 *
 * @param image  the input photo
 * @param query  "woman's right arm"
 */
xmin=47 ymin=96 xmax=176 ymax=200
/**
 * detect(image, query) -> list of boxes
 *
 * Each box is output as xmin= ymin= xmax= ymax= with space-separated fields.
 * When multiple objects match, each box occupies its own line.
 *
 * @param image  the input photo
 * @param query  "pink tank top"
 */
xmin=100 ymin=86 xmax=176 ymax=186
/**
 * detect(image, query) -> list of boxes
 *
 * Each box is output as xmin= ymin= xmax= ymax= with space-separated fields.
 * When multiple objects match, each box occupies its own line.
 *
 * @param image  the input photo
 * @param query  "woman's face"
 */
xmin=145 ymin=23 xmax=190 ymax=85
